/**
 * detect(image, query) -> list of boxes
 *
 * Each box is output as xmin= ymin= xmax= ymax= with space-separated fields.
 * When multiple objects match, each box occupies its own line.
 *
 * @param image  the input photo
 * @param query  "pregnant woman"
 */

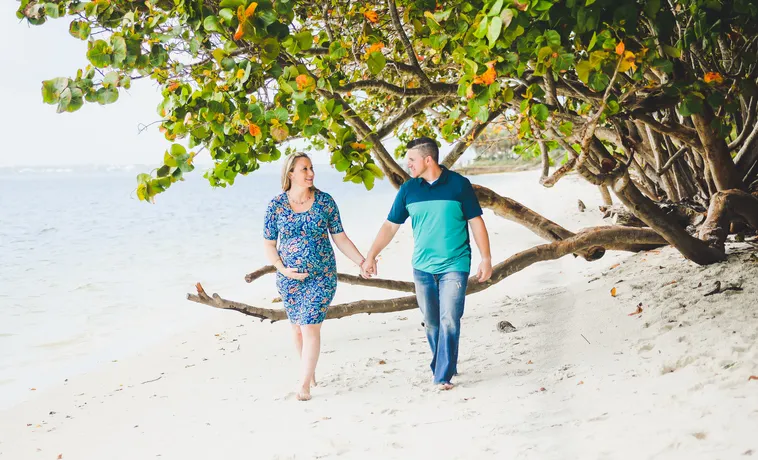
xmin=263 ymin=152 xmax=366 ymax=401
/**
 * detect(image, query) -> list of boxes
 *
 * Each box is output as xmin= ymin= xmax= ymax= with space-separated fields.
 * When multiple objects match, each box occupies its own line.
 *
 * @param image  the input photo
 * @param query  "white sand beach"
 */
xmin=2 ymin=171 xmax=757 ymax=460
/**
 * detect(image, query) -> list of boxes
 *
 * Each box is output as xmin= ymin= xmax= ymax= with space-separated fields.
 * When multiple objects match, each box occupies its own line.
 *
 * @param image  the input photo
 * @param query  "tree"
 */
xmin=16 ymin=0 xmax=758 ymax=319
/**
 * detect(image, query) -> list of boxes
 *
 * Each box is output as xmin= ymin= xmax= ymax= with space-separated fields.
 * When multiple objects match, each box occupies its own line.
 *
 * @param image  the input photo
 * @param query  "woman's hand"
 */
xmin=279 ymin=266 xmax=309 ymax=281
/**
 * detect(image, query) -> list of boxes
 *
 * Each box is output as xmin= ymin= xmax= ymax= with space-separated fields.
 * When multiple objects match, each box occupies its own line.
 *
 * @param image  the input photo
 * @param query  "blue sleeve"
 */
xmin=263 ymin=199 xmax=279 ymax=240
xmin=387 ymin=186 xmax=409 ymax=224
xmin=460 ymin=179 xmax=483 ymax=220
xmin=325 ymin=194 xmax=344 ymax=234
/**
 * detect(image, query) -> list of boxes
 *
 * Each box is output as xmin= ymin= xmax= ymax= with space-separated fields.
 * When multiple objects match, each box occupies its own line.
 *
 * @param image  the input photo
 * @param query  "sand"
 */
xmin=2 ymin=171 xmax=757 ymax=460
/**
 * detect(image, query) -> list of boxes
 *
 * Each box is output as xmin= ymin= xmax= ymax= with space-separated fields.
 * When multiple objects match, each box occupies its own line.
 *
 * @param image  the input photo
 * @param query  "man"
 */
xmin=362 ymin=137 xmax=492 ymax=390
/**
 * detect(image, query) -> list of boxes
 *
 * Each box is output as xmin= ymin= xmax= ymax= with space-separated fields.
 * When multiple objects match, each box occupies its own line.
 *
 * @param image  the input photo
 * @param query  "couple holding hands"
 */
xmin=263 ymin=137 xmax=492 ymax=401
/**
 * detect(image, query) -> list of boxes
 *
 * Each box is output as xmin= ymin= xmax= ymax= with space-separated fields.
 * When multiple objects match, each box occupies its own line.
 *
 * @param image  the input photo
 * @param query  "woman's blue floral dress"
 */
xmin=263 ymin=190 xmax=343 ymax=325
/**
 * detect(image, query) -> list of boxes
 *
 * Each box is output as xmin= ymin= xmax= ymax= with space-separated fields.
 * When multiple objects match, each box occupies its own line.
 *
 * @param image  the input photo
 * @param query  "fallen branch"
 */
xmin=186 ymin=226 xmax=667 ymax=321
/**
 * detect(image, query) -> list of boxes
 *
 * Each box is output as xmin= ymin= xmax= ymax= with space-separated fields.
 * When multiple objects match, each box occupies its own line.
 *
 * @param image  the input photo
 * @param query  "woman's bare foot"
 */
xmin=438 ymin=383 xmax=454 ymax=391
xmin=296 ymin=387 xmax=311 ymax=401
xmin=310 ymin=374 xmax=317 ymax=387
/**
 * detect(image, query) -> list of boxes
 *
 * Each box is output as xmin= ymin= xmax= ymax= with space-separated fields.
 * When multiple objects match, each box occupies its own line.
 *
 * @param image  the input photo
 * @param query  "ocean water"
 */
xmin=0 ymin=164 xmax=397 ymax=409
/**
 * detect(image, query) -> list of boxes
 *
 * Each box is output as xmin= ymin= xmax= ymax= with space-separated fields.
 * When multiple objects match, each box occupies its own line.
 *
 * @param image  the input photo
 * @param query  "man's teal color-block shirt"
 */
xmin=387 ymin=167 xmax=483 ymax=274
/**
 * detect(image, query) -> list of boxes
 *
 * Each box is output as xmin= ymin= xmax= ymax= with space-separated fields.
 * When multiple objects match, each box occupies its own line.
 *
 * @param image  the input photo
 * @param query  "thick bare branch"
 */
xmin=187 ymin=228 xmax=666 ymax=321
xmin=376 ymin=96 xmax=442 ymax=139
xmin=442 ymin=104 xmax=508 ymax=169
xmin=244 ymin=265 xmax=416 ymax=292
xmin=632 ymin=113 xmax=703 ymax=150
xmin=335 ymin=80 xmax=456 ymax=97
xmin=387 ymin=0 xmax=432 ymax=87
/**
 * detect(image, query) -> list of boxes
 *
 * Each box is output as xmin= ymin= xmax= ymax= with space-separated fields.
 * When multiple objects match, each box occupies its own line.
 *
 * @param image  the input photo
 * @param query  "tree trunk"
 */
xmin=698 ymin=189 xmax=758 ymax=250
xmin=691 ymin=107 xmax=744 ymax=191
xmin=599 ymin=185 xmax=613 ymax=205
xmin=612 ymin=175 xmax=726 ymax=265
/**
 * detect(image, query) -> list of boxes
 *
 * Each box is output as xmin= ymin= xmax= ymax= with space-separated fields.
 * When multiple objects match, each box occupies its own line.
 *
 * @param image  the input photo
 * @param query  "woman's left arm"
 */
xmin=331 ymin=232 xmax=366 ymax=267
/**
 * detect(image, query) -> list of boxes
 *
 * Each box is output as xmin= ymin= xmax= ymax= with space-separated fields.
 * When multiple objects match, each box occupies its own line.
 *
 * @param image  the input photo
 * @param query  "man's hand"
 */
xmin=361 ymin=258 xmax=377 ymax=279
xmin=476 ymin=258 xmax=492 ymax=283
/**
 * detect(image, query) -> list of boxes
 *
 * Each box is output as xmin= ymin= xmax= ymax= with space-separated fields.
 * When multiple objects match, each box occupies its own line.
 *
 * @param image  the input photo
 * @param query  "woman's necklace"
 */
xmin=288 ymin=190 xmax=312 ymax=205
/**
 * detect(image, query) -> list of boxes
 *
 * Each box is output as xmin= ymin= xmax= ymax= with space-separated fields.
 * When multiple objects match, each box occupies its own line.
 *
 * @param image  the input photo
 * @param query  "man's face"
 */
xmin=406 ymin=148 xmax=429 ymax=178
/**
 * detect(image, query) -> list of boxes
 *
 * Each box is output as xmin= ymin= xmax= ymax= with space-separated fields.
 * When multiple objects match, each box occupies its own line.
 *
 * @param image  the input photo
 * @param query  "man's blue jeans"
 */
xmin=412 ymin=269 xmax=469 ymax=385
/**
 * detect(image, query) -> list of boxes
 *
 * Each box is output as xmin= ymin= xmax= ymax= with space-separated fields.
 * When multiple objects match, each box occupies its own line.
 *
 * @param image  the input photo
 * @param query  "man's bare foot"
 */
xmin=438 ymin=383 xmax=454 ymax=391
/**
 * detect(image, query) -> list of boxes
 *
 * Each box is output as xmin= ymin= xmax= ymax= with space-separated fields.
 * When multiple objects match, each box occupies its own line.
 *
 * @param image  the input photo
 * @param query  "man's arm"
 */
xmin=469 ymin=216 xmax=492 ymax=282
xmin=362 ymin=220 xmax=401 ymax=277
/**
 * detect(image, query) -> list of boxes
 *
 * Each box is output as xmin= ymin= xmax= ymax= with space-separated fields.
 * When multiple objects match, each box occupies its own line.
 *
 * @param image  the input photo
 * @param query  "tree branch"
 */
xmin=335 ymin=80 xmax=456 ymax=97
xmin=442 ymin=103 xmax=508 ymax=169
xmin=376 ymin=96 xmax=442 ymax=139
xmin=387 ymin=0 xmax=432 ymax=88
xmin=186 ymin=227 xmax=666 ymax=321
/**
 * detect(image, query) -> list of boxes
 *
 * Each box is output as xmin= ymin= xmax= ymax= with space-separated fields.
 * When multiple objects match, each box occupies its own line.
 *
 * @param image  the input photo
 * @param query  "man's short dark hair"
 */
xmin=406 ymin=137 xmax=439 ymax=163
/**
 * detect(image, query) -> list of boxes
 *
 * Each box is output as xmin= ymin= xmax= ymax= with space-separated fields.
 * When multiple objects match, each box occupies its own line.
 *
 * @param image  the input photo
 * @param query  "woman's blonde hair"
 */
xmin=281 ymin=152 xmax=313 ymax=191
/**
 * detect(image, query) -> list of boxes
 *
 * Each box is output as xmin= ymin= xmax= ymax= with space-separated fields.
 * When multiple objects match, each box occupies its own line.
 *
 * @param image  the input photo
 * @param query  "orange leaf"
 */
xmin=628 ymin=303 xmax=643 ymax=316
xmin=295 ymin=74 xmax=308 ymax=90
xmin=465 ymin=85 xmax=475 ymax=99
xmin=350 ymin=142 xmax=367 ymax=150
xmin=244 ymin=2 xmax=257 ymax=18
xmin=473 ymin=62 xmax=497 ymax=86
xmin=578 ymin=380 xmax=584 ymax=385
xmin=704 ymin=72 xmax=724 ymax=84
xmin=610 ymin=287 xmax=617 ymax=297
xmin=248 ymin=123 xmax=261 ymax=137
xmin=748 ymin=375 xmax=758 ymax=381
xmin=527 ymin=360 xmax=533 ymax=364
xmin=58 ymin=455 xmax=63 ymax=459
xmin=616 ymin=41 xmax=625 ymax=56
xmin=237 ymin=5 xmax=246 ymax=21
xmin=166 ymin=81 xmax=180 ymax=92
xmin=366 ymin=42 xmax=385 ymax=55
xmin=609 ymin=263 xmax=620 ymax=270
xmin=233 ymin=23 xmax=244 ymax=41
xmin=363 ymin=10 xmax=378 ymax=23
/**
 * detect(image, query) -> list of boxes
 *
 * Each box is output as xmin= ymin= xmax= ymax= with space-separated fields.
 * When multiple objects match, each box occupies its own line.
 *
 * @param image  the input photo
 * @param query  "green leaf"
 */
xmin=87 ymin=40 xmax=111 ymax=68
xmin=203 ymin=15 xmax=223 ymax=33
xmin=652 ymin=59 xmax=674 ymax=74
xmin=588 ymin=32 xmax=597 ymax=51
xmin=219 ymin=8 xmax=234 ymax=22
xmin=103 ymin=71 xmax=120 ymax=88
xmin=44 ymin=3 xmax=61 ymax=18
xmin=219 ymin=0 xmax=246 ymax=8
xmin=96 ymin=87 xmax=119 ymax=105
xmin=662 ymin=44 xmax=681 ymax=58
xmin=531 ymin=103 xmax=549 ymax=122
xmin=367 ymin=51 xmax=386 ymax=75
xmin=41 ymin=77 xmax=70 ymax=104
xmin=487 ymin=16 xmax=503 ymax=47
xmin=559 ymin=121 xmax=574 ymax=136
xmin=488 ymin=0 xmax=504 ymax=16
xmin=644 ymin=0 xmax=661 ymax=17
xmin=586 ymin=0 xmax=596 ymax=5
xmin=68 ymin=20 xmax=90 ymax=40
xmin=294 ymin=30 xmax=313 ymax=51
xmin=588 ymin=72 xmax=610 ymax=92
xmin=232 ymin=142 xmax=249 ymax=154
xmin=261 ymin=38 xmax=280 ymax=61
xmin=678 ymin=94 xmax=703 ymax=116
xmin=544 ymin=30 xmax=561 ymax=48
xmin=361 ymin=170 xmax=375 ymax=190
xmin=150 ymin=44 xmax=169 ymax=67
xmin=170 ymin=144 xmax=187 ymax=157
xmin=576 ymin=60 xmax=592 ymax=84
xmin=364 ymin=162 xmax=385 ymax=179
xmin=474 ymin=16 xmax=488 ymax=39
xmin=114 ymin=38 xmax=131 ymax=65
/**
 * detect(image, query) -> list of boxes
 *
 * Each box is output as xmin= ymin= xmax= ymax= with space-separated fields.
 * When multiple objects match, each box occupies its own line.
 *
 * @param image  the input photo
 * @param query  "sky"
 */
xmin=0 ymin=3 xmax=464 ymax=168
xmin=0 ymin=2 xmax=176 ymax=167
